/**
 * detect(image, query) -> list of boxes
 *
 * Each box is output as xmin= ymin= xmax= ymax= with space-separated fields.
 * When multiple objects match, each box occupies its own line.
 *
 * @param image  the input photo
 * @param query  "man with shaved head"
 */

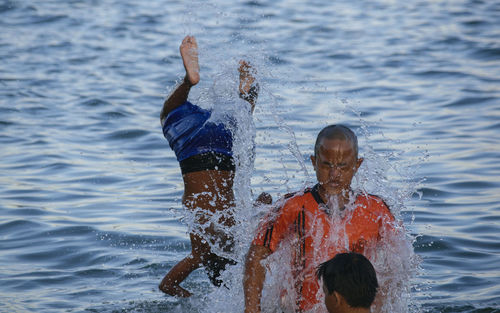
xmin=244 ymin=125 xmax=395 ymax=313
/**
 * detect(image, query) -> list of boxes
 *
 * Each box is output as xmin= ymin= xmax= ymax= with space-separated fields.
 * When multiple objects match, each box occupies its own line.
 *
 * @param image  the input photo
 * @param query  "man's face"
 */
xmin=311 ymin=138 xmax=363 ymax=198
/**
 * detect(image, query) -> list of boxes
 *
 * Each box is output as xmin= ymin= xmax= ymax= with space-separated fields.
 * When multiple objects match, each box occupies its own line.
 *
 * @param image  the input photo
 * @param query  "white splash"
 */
xmin=171 ymin=62 xmax=423 ymax=313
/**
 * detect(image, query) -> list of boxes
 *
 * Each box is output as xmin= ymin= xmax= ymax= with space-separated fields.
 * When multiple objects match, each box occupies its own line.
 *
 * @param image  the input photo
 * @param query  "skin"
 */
xmin=159 ymin=35 xmax=266 ymax=297
xmin=310 ymin=137 xmax=363 ymax=206
xmin=243 ymin=135 xmax=363 ymax=313
xmin=160 ymin=36 xmax=199 ymax=122
xmin=323 ymin=283 xmax=371 ymax=313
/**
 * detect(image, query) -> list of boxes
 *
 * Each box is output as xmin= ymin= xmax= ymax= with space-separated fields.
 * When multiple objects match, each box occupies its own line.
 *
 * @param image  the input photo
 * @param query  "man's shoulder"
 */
xmin=276 ymin=186 xmax=316 ymax=211
xmin=355 ymin=193 xmax=391 ymax=213
xmin=284 ymin=186 xmax=317 ymax=202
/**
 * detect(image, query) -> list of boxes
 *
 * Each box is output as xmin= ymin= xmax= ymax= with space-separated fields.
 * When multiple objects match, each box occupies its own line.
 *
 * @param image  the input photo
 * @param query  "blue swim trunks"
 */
xmin=162 ymin=101 xmax=234 ymax=173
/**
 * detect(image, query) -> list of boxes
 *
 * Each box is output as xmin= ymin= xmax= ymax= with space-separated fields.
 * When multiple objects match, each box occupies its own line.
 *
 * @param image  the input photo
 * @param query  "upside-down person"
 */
xmin=158 ymin=35 xmax=264 ymax=297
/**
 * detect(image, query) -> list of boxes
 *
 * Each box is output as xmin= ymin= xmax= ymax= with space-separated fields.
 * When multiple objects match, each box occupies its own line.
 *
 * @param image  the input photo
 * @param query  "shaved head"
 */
xmin=314 ymin=125 xmax=358 ymax=158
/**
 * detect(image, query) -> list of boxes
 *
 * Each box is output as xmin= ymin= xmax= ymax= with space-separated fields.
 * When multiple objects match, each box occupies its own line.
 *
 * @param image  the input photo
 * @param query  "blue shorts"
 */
xmin=162 ymin=101 xmax=234 ymax=173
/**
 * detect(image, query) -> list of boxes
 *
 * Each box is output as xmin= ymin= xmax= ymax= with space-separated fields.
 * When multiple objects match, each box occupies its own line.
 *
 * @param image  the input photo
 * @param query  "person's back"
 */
xmin=316 ymin=252 xmax=378 ymax=313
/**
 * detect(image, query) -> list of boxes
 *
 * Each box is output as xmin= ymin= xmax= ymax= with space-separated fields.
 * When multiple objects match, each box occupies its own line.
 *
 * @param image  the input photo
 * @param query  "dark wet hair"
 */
xmin=314 ymin=124 xmax=358 ymax=158
xmin=316 ymin=252 xmax=378 ymax=308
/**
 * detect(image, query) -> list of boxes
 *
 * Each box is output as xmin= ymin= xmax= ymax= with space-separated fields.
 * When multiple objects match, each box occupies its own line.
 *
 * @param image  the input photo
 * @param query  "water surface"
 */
xmin=1 ymin=0 xmax=499 ymax=312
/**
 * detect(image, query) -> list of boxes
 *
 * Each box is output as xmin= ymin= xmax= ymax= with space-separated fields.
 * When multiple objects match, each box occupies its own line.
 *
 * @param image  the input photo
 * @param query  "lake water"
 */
xmin=1 ymin=0 xmax=499 ymax=312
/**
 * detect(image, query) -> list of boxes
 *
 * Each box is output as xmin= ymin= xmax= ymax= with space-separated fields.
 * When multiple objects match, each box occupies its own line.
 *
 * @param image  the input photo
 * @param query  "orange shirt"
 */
xmin=252 ymin=184 xmax=395 ymax=311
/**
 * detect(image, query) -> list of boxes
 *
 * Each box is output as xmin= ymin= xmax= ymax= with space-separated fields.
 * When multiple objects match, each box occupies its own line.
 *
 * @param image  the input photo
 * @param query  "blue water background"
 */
xmin=1 ymin=0 xmax=499 ymax=312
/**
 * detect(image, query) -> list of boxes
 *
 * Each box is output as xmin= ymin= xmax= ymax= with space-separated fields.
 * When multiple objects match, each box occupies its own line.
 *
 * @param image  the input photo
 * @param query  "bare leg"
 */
xmin=238 ymin=60 xmax=259 ymax=113
xmin=159 ymin=255 xmax=200 ymax=297
xmin=159 ymin=233 xmax=209 ymax=297
xmin=158 ymin=36 xmax=203 ymax=297
xmin=160 ymin=35 xmax=200 ymax=121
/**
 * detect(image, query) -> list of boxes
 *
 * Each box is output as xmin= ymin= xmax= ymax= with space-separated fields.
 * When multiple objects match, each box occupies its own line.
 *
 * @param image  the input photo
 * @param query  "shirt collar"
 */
xmin=312 ymin=184 xmax=361 ymax=216
xmin=310 ymin=184 xmax=325 ymax=205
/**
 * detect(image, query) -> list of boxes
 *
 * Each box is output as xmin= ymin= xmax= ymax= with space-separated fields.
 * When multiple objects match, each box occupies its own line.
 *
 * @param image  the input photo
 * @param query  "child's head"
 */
xmin=316 ymin=253 xmax=378 ymax=313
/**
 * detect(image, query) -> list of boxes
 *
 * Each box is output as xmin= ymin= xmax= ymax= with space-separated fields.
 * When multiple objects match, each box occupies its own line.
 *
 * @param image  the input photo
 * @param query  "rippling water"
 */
xmin=1 ymin=0 xmax=499 ymax=312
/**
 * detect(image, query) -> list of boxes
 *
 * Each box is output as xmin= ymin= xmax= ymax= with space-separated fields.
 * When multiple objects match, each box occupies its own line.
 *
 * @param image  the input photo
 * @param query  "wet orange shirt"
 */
xmin=252 ymin=184 xmax=395 ymax=311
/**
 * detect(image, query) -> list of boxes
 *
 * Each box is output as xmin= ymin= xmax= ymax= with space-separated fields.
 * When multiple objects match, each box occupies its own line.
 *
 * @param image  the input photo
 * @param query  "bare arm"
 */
xmin=244 ymin=244 xmax=272 ymax=313
xmin=244 ymin=192 xmax=273 ymax=312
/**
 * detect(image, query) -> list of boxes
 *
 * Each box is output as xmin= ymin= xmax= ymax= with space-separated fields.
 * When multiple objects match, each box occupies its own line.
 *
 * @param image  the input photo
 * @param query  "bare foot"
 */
xmin=238 ymin=60 xmax=259 ymax=111
xmin=159 ymin=282 xmax=192 ymax=297
xmin=180 ymin=35 xmax=200 ymax=86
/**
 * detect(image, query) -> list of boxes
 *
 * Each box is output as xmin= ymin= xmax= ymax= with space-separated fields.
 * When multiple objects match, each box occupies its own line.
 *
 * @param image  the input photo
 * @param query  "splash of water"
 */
xmin=351 ymin=105 xmax=425 ymax=313
xmin=165 ymin=19 xmax=424 ymax=310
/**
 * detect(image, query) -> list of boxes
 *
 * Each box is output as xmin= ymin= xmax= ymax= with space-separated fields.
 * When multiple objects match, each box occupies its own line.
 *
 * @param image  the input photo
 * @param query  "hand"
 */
xmin=255 ymin=192 xmax=272 ymax=205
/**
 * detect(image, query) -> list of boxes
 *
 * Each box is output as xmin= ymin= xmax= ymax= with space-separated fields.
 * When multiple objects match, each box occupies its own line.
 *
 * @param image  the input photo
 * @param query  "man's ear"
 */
xmin=333 ymin=291 xmax=346 ymax=307
xmin=310 ymin=155 xmax=316 ymax=169
xmin=355 ymin=157 xmax=364 ymax=172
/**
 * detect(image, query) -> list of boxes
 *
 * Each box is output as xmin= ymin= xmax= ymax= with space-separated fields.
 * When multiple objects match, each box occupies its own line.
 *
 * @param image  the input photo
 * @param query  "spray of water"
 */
xmin=167 ymin=72 xmax=425 ymax=313
xmin=349 ymin=104 xmax=425 ymax=313
xmin=164 ymin=4 xmax=425 ymax=311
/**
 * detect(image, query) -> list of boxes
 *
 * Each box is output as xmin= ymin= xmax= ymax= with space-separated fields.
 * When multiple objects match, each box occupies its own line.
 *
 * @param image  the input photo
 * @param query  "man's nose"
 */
xmin=328 ymin=166 xmax=339 ymax=178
